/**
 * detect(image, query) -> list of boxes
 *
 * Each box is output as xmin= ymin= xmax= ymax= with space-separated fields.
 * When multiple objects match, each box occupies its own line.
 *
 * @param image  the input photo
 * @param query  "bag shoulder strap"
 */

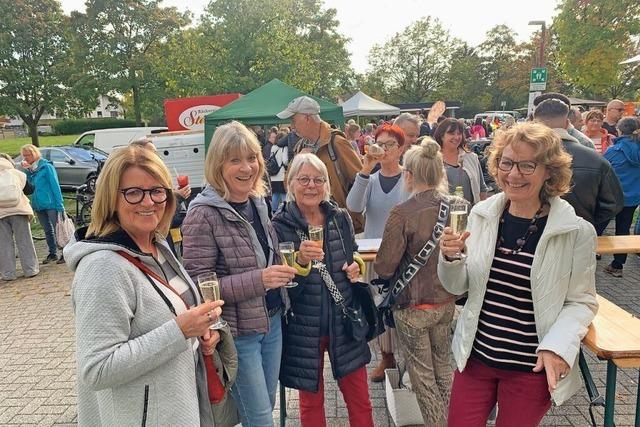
xmin=389 ymin=199 xmax=450 ymax=299
xmin=116 ymin=250 xmax=191 ymax=309
xmin=295 ymin=229 xmax=347 ymax=309
xmin=327 ymin=132 xmax=349 ymax=194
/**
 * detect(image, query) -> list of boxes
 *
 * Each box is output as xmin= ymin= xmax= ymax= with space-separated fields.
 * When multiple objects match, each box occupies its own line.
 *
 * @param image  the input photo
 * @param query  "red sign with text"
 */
xmin=164 ymin=94 xmax=242 ymax=131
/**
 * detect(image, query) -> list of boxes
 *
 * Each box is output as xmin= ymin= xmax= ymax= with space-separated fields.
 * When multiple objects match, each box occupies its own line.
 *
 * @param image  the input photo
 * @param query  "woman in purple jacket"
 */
xmin=182 ymin=121 xmax=296 ymax=426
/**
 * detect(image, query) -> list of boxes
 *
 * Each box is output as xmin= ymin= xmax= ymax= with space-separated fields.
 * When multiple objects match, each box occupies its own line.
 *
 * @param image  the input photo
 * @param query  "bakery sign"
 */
xmin=178 ymin=105 xmax=220 ymax=130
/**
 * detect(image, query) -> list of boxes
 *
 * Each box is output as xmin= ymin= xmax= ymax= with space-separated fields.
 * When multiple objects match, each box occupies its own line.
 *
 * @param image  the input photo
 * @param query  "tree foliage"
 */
xmin=554 ymin=0 xmax=640 ymax=99
xmin=365 ymin=17 xmax=461 ymax=103
xmin=75 ymin=0 xmax=190 ymax=125
xmin=0 ymin=0 xmax=71 ymax=145
xmin=199 ymin=0 xmax=354 ymax=98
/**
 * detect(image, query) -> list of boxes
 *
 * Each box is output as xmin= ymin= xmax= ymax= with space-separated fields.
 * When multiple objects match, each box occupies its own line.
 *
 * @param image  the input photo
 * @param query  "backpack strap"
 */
xmin=327 ymin=131 xmax=349 ymax=194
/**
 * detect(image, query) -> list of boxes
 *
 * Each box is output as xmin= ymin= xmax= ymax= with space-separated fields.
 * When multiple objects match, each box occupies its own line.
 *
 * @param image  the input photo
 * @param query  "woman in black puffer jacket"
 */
xmin=272 ymin=153 xmax=373 ymax=427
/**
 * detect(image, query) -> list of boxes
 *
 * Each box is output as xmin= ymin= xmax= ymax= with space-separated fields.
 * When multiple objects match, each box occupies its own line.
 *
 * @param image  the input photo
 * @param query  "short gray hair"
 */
xmin=394 ymin=112 xmax=421 ymax=128
xmin=285 ymin=153 xmax=331 ymax=202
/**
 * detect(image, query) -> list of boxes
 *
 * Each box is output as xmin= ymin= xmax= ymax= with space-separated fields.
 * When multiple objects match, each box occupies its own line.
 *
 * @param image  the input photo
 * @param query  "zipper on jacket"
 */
xmin=141 ymin=385 xmax=149 ymax=427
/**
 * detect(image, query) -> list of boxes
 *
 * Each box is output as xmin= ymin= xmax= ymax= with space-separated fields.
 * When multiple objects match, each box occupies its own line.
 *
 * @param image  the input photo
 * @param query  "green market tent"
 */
xmin=204 ymin=79 xmax=344 ymax=148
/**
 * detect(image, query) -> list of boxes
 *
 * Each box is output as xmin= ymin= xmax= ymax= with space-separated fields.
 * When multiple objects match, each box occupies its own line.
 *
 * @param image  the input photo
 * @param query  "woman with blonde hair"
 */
xmin=182 ymin=121 xmax=296 ymax=426
xmin=439 ymin=123 xmax=598 ymax=426
xmin=65 ymin=146 xmax=227 ymax=426
xmin=375 ymin=140 xmax=456 ymax=426
xmin=20 ymin=144 xmax=65 ymax=264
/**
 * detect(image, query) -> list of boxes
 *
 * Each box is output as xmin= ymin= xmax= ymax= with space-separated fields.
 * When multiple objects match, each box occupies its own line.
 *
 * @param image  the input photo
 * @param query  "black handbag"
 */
xmin=372 ymin=199 xmax=450 ymax=328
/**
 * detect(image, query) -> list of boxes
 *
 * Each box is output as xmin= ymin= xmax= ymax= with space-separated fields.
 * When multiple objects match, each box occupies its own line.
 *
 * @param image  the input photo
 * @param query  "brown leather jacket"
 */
xmin=374 ymin=189 xmax=455 ymax=307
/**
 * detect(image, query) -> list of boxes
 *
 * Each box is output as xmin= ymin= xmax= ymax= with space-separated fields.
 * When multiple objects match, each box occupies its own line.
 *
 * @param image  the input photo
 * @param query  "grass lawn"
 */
xmin=0 ymin=134 xmax=79 ymax=157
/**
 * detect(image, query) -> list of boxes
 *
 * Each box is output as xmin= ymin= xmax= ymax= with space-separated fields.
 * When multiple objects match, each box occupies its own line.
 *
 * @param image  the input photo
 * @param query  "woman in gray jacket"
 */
xmin=66 ymin=147 xmax=227 ymax=426
xmin=182 ymin=121 xmax=296 ymax=427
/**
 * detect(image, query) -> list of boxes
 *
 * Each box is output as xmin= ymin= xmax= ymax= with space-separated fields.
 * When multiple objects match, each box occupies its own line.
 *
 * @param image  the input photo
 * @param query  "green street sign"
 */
xmin=530 ymin=67 xmax=547 ymax=91
xmin=531 ymin=68 xmax=547 ymax=84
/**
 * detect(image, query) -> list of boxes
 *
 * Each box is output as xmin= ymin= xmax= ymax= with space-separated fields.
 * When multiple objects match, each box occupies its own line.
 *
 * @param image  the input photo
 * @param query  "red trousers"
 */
xmin=299 ymin=336 xmax=374 ymax=427
xmin=448 ymin=357 xmax=551 ymax=427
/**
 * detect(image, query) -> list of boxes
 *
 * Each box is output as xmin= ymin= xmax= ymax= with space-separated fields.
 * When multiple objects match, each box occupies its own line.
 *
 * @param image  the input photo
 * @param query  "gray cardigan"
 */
xmin=346 ymin=172 xmax=408 ymax=238
xmin=65 ymin=231 xmax=214 ymax=427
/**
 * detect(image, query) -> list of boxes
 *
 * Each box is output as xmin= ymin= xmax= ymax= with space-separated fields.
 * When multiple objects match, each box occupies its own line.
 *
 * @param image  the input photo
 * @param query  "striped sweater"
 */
xmin=472 ymin=212 xmax=548 ymax=372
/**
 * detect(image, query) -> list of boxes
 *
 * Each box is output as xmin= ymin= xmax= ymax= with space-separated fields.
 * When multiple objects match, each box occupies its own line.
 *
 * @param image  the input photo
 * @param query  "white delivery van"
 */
xmin=74 ymin=127 xmax=168 ymax=153
xmin=148 ymin=130 xmax=206 ymax=190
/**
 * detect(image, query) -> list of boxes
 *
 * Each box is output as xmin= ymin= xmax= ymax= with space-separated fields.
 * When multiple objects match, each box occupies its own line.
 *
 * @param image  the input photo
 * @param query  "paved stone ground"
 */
xmin=1 ymin=233 xmax=638 ymax=426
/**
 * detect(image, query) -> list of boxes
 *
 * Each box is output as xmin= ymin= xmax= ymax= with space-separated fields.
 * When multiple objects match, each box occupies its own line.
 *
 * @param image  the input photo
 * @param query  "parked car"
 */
xmin=14 ymin=145 xmax=107 ymax=189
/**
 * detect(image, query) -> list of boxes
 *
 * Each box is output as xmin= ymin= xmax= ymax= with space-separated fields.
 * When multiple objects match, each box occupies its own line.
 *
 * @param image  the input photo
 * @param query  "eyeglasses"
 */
xmin=119 ymin=187 xmax=170 ymax=204
xmin=296 ymin=176 xmax=326 ymax=186
xmin=376 ymin=141 xmax=398 ymax=150
xmin=609 ymin=107 xmax=625 ymax=112
xmin=497 ymin=158 xmax=538 ymax=175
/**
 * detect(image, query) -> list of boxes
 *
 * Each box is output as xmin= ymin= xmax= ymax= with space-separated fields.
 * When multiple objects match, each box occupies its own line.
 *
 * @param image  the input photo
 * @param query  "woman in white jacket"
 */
xmin=438 ymin=123 xmax=598 ymax=427
xmin=0 ymin=154 xmax=39 ymax=280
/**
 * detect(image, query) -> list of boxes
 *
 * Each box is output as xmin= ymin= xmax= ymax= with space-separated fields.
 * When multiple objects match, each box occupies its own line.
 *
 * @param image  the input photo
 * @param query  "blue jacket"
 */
xmin=25 ymin=159 xmax=64 ymax=212
xmin=604 ymin=136 xmax=640 ymax=206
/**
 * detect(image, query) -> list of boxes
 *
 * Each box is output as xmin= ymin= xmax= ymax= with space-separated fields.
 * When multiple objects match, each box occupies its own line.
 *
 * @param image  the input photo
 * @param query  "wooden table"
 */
xmin=597 ymin=235 xmax=640 ymax=255
xmin=358 ymin=235 xmax=640 ymax=263
xmin=582 ymin=295 xmax=640 ymax=427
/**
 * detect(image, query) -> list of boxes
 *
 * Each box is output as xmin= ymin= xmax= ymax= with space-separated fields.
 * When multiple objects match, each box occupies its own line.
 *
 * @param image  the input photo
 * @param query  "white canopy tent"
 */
xmin=340 ymin=91 xmax=400 ymax=117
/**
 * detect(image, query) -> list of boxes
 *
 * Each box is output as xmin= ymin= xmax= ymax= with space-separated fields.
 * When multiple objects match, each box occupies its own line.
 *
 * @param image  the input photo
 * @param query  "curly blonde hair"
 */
xmin=488 ymin=122 xmax=572 ymax=202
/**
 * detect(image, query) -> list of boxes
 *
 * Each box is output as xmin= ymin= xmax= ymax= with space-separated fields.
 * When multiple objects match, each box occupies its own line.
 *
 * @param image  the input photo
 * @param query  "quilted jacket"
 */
xmin=182 ymin=186 xmax=289 ymax=337
xmin=272 ymin=201 xmax=371 ymax=392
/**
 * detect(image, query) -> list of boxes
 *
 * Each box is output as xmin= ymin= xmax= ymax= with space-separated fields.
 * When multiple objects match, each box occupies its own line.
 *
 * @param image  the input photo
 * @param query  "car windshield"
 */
xmin=66 ymin=147 xmax=107 ymax=161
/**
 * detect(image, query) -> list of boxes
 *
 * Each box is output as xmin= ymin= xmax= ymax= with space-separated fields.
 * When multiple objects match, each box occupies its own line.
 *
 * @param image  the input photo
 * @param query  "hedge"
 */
xmin=52 ymin=118 xmax=138 ymax=135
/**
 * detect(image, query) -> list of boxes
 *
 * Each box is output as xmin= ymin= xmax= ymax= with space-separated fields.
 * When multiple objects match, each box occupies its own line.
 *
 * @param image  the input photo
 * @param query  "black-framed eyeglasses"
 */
xmin=497 ymin=157 xmax=538 ymax=175
xmin=119 ymin=187 xmax=171 ymax=204
xmin=296 ymin=176 xmax=326 ymax=187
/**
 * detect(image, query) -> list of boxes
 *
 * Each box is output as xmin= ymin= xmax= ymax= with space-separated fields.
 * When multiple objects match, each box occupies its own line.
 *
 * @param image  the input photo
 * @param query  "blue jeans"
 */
xmin=271 ymin=192 xmax=286 ymax=213
xmin=230 ymin=310 xmax=282 ymax=427
xmin=36 ymin=209 xmax=59 ymax=256
xmin=634 ymin=208 xmax=640 ymax=236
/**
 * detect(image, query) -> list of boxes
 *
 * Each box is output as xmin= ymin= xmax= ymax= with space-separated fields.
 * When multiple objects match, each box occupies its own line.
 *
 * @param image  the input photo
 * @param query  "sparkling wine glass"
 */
xmin=278 ymin=242 xmax=298 ymax=288
xmin=308 ymin=225 xmax=325 ymax=268
xmin=197 ymin=272 xmax=227 ymax=330
xmin=448 ymin=197 xmax=469 ymax=260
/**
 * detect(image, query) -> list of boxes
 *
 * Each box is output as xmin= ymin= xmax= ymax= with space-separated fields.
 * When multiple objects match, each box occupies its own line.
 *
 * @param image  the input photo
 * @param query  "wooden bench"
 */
xmin=359 ymin=236 xmax=640 ymax=263
xmin=581 ymin=295 xmax=640 ymax=427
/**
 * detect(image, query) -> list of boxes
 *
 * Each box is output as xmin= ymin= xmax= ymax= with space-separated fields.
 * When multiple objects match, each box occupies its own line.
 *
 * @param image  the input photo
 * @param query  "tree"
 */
xmin=77 ymin=0 xmax=190 ymax=126
xmin=478 ymin=25 xmax=531 ymax=112
xmin=0 ymin=0 xmax=71 ymax=146
xmin=198 ymin=0 xmax=353 ymax=99
xmin=434 ymin=44 xmax=491 ymax=118
xmin=554 ymin=0 xmax=640 ymax=99
xmin=365 ymin=17 xmax=461 ymax=103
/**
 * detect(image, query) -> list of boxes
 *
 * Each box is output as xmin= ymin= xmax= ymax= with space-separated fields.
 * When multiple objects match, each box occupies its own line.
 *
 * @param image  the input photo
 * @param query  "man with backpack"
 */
xmin=277 ymin=96 xmax=364 ymax=233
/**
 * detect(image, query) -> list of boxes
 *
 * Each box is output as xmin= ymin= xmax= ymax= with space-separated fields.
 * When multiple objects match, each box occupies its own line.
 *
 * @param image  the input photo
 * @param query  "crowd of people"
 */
xmin=2 ymin=91 xmax=639 ymax=427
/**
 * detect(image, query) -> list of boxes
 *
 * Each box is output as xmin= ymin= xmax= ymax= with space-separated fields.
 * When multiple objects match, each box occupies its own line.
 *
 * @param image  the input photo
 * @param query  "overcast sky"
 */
xmin=59 ymin=0 xmax=560 ymax=73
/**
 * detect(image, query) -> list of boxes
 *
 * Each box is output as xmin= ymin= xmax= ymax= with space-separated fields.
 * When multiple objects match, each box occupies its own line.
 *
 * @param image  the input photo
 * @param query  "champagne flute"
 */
xmin=308 ymin=225 xmax=324 ymax=268
xmin=278 ymin=242 xmax=298 ymax=288
xmin=197 ymin=272 xmax=227 ymax=330
xmin=448 ymin=196 xmax=469 ymax=260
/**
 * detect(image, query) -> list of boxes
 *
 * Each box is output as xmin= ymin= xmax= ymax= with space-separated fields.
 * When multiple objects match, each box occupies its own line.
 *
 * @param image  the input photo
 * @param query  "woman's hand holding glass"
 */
xmin=440 ymin=227 xmax=471 ymax=260
xmin=176 ymin=300 xmax=224 ymax=339
xmin=262 ymin=265 xmax=297 ymax=290
xmin=297 ymin=240 xmax=324 ymax=266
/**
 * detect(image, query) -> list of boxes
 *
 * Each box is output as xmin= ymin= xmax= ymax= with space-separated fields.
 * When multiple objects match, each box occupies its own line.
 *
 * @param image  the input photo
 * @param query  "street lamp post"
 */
xmin=528 ymin=20 xmax=546 ymax=68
